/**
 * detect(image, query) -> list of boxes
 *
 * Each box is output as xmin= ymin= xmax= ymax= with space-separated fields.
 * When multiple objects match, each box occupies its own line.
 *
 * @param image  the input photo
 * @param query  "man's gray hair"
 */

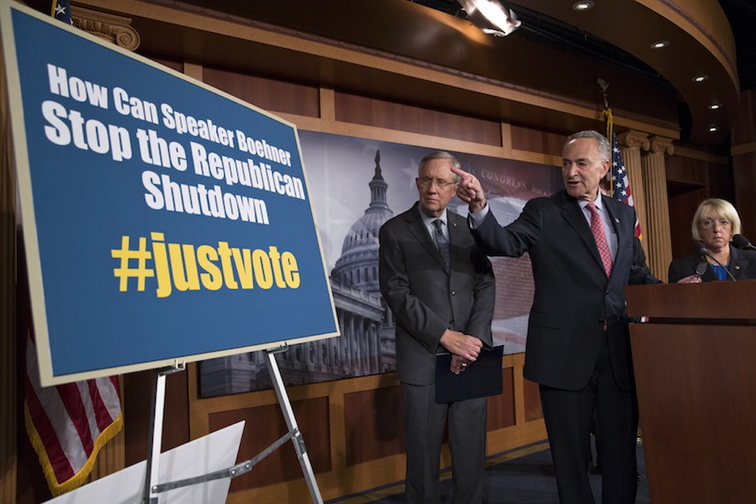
xmin=418 ymin=151 xmax=462 ymax=182
xmin=566 ymin=130 xmax=611 ymax=162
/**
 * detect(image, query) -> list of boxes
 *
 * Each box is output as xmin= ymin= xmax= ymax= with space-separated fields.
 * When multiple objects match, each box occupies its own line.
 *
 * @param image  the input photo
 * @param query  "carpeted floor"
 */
xmin=329 ymin=439 xmax=649 ymax=504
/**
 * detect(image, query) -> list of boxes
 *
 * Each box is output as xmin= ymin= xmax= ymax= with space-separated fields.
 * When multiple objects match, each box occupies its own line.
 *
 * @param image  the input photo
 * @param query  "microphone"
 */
xmin=693 ymin=241 xmax=708 ymax=278
xmin=693 ymin=241 xmax=707 ymax=257
xmin=732 ymin=234 xmax=756 ymax=251
xmin=693 ymin=241 xmax=737 ymax=281
xmin=694 ymin=260 xmax=707 ymax=278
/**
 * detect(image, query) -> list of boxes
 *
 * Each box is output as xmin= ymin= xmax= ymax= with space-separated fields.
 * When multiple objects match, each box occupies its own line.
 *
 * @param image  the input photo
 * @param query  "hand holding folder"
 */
xmin=435 ymin=345 xmax=504 ymax=403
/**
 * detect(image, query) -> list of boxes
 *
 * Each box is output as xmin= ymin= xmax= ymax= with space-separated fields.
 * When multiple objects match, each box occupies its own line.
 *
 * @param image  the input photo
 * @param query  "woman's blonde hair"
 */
xmin=691 ymin=198 xmax=741 ymax=242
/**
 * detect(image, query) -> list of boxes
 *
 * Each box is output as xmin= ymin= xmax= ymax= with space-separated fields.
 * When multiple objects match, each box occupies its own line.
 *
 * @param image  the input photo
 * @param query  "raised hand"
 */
xmin=451 ymin=166 xmax=487 ymax=213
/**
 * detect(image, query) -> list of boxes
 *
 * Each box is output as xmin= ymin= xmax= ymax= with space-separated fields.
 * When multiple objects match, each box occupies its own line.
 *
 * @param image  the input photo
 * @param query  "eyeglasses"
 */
xmin=418 ymin=177 xmax=457 ymax=189
xmin=699 ymin=218 xmax=731 ymax=229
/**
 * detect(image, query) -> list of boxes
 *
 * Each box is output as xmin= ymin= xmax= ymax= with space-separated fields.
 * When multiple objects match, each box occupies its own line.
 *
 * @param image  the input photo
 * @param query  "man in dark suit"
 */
xmin=453 ymin=130 xmax=660 ymax=504
xmin=379 ymin=151 xmax=495 ymax=504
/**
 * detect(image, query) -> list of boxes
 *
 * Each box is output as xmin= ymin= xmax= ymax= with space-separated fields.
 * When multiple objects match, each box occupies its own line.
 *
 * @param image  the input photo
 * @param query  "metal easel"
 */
xmin=141 ymin=345 xmax=323 ymax=504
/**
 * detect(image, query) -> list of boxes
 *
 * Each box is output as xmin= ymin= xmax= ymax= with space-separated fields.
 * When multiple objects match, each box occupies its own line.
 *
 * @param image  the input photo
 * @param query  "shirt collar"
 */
xmin=579 ymin=193 xmax=605 ymax=212
xmin=418 ymin=205 xmax=447 ymax=227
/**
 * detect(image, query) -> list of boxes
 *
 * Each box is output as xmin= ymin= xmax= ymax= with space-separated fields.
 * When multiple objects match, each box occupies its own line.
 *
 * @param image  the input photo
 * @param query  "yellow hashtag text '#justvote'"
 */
xmin=111 ymin=232 xmax=300 ymax=298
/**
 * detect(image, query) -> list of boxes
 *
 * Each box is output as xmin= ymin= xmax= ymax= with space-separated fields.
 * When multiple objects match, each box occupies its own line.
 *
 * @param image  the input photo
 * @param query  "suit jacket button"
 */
xmin=451 ymin=291 xmax=456 ymax=295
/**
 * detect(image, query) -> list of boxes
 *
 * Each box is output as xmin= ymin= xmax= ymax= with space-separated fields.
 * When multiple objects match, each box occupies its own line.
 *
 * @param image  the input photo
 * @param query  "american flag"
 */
xmin=51 ymin=0 xmax=74 ymax=25
xmin=22 ymin=4 xmax=123 ymax=495
xmin=609 ymin=129 xmax=642 ymax=238
xmin=25 ymin=331 xmax=123 ymax=496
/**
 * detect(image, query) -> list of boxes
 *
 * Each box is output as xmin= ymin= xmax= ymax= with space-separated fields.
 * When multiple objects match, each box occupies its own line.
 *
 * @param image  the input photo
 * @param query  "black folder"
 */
xmin=435 ymin=345 xmax=504 ymax=403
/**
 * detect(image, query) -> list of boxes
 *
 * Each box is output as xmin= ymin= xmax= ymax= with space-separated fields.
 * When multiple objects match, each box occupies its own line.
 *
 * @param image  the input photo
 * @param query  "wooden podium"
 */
xmin=626 ymin=281 xmax=756 ymax=504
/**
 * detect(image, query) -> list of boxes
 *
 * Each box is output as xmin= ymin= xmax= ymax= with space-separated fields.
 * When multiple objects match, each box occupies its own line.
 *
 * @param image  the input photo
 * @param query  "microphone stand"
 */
xmin=694 ymin=241 xmax=737 ymax=281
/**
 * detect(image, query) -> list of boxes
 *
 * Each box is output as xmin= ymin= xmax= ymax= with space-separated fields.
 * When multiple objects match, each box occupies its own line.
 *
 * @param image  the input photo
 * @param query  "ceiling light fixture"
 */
xmin=651 ymin=40 xmax=670 ymax=49
xmin=709 ymin=125 xmax=718 ymax=132
xmin=458 ymin=0 xmax=521 ymax=37
xmin=708 ymin=103 xmax=721 ymax=110
xmin=573 ymin=1 xmax=595 ymax=11
xmin=692 ymin=74 xmax=709 ymax=83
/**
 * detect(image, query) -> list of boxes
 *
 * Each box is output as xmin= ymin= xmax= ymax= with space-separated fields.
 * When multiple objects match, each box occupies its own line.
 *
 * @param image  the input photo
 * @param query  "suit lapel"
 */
xmin=604 ymin=197 xmax=630 ymax=276
xmin=729 ymin=246 xmax=748 ymax=279
xmin=559 ymin=193 xmax=631 ymax=279
xmin=558 ymin=193 xmax=606 ymax=274
xmin=446 ymin=212 xmax=466 ymax=271
xmin=447 ymin=212 xmax=462 ymax=245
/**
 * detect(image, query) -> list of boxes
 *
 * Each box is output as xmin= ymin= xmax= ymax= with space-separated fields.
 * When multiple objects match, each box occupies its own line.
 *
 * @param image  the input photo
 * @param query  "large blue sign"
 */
xmin=1 ymin=2 xmax=338 ymax=385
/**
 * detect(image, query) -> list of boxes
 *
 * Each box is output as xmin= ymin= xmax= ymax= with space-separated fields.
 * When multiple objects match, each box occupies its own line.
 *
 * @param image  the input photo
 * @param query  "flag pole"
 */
xmin=598 ymin=78 xmax=614 ymax=198
xmin=597 ymin=78 xmax=643 ymax=239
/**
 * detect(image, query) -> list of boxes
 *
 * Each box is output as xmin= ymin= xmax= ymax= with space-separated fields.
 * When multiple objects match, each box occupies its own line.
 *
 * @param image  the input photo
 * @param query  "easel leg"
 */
xmin=142 ymin=364 xmax=184 ymax=504
xmin=265 ymin=349 xmax=324 ymax=504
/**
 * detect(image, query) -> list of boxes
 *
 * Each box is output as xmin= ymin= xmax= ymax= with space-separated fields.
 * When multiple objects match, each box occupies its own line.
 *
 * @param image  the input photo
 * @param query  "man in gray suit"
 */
xmin=379 ymin=151 xmax=496 ymax=504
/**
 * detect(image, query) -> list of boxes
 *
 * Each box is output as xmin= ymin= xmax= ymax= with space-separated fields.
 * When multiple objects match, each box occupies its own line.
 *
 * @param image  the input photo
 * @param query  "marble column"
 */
xmin=71 ymin=6 xmax=141 ymax=51
xmin=371 ymin=322 xmax=380 ymax=373
xmin=349 ymin=314 xmax=358 ymax=373
xmin=641 ymin=137 xmax=675 ymax=280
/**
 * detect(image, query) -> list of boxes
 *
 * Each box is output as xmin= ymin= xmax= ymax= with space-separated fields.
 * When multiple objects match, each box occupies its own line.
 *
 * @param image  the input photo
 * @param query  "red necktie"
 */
xmin=586 ymin=202 xmax=613 ymax=277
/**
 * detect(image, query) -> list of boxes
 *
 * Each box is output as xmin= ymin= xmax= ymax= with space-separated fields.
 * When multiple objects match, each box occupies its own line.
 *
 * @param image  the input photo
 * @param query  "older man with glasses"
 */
xmin=379 ymin=151 xmax=496 ymax=504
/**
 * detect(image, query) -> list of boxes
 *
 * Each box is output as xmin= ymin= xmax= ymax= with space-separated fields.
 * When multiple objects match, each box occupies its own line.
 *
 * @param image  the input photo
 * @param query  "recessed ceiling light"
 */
xmin=709 ymin=125 xmax=718 ymax=132
xmin=573 ymin=1 xmax=594 ymax=11
xmin=693 ymin=74 xmax=709 ymax=83
xmin=651 ymin=40 xmax=670 ymax=49
xmin=708 ymin=103 xmax=721 ymax=110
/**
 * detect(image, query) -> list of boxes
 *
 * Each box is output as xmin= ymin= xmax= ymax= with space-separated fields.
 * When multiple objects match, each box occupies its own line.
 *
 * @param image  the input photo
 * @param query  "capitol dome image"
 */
xmin=331 ymin=150 xmax=393 ymax=293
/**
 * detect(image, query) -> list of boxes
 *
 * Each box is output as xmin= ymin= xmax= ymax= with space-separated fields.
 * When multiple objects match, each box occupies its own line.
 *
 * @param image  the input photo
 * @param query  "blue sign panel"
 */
xmin=1 ymin=3 xmax=338 ymax=385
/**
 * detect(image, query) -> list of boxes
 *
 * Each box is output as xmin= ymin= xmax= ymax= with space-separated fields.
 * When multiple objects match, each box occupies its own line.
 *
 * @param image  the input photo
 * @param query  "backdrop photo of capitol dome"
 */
xmin=200 ymin=130 xmax=561 ymax=397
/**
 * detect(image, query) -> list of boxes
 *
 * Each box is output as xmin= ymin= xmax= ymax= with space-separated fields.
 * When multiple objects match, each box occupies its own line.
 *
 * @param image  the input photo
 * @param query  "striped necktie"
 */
xmin=586 ymin=202 xmax=613 ymax=277
xmin=433 ymin=219 xmax=450 ymax=270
